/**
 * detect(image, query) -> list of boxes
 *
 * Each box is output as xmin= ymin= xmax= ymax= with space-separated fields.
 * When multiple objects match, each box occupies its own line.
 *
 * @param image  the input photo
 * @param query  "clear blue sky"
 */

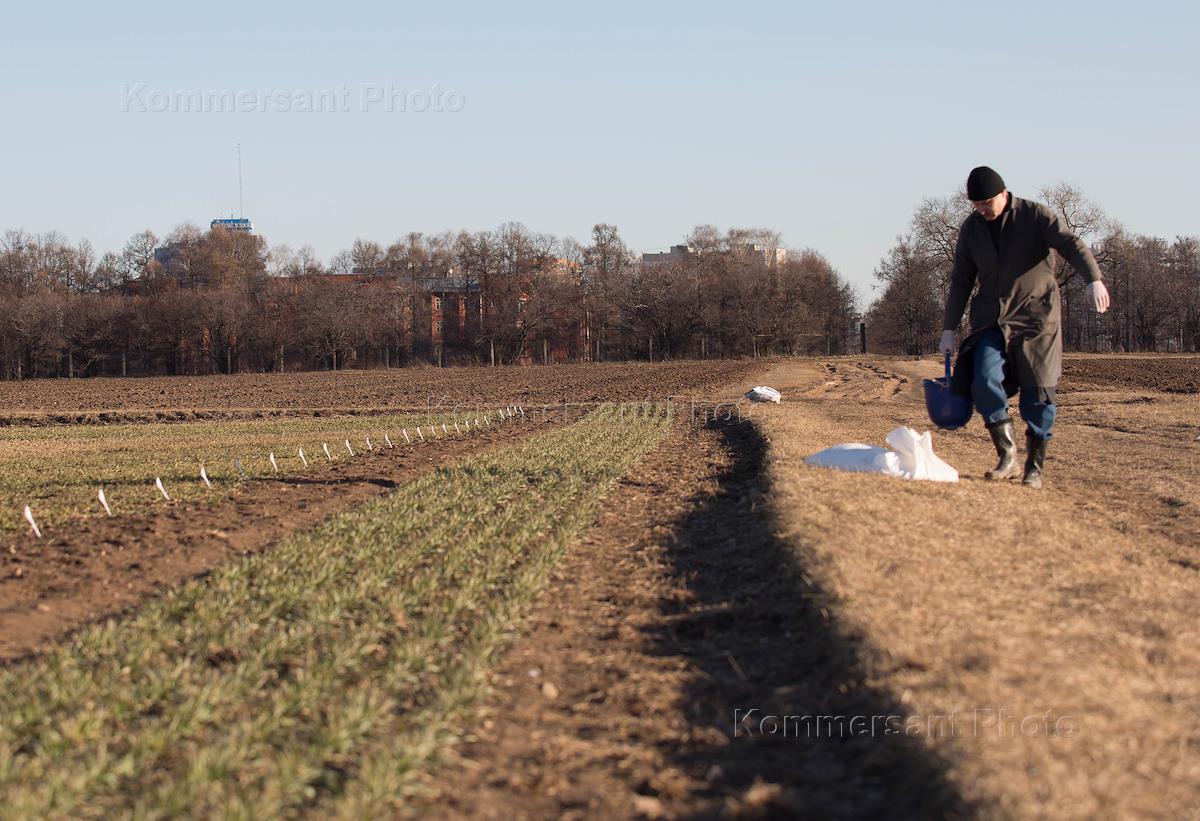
xmin=1 ymin=0 xmax=1195 ymax=302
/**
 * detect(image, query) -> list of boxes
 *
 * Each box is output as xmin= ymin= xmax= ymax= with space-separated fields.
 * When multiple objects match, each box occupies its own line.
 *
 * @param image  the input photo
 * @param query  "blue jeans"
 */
xmin=971 ymin=327 xmax=1056 ymax=440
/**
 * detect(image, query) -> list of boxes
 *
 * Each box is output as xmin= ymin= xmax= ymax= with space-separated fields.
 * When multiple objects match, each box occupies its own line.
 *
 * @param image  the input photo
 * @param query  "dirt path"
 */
xmin=0 ymin=409 xmax=579 ymax=661
xmin=414 ymin=356 xmax=1199 ymax=819
xmin=751 ymin=357 xmax=1200 ymax=818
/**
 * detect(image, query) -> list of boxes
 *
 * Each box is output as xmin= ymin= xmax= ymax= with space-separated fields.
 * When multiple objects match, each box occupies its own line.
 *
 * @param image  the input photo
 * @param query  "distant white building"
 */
xmin=641 ymin=244 xmax=693 ymax=265
xmin=642 ymin=243 xmax=787 ymax=266
xmin=731 ymin=243 xmax=788 ymax=265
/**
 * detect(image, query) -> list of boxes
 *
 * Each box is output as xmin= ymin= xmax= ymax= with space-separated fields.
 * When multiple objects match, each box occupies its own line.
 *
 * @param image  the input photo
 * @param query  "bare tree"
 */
xmin=118 ymin=230 xmax=159 ymax=286
xmin=910 ymin=195 xmax=971 ymax=300
xmin=581 ymin=224 xmax=633 ymax=361
xmin=867 ymin=235 xmax=941 ymax=355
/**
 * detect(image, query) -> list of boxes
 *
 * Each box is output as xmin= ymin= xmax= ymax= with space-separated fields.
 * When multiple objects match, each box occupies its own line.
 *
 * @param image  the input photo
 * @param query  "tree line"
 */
xmin=0 ymin=221 xmax=858 ymax=379
xmin=867 ymin=183 xmax=1200 ymax=354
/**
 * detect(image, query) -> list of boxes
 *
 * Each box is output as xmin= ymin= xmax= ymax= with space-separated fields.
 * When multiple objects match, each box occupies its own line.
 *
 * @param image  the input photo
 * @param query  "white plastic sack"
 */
xmin=804 ymin=443 xmax=902 ymax=476
xmin=885 ymin=427 xmax=959 ymax=482
xmin=745 ymin=386 xmax=781 ymax=403
xmin=806 ymin=426 xmax=958 ymax=483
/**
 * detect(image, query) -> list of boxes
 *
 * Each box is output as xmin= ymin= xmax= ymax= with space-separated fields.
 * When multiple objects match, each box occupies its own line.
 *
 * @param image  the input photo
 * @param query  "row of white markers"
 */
xmin=21 ymin=405 xmax=526 ymax=540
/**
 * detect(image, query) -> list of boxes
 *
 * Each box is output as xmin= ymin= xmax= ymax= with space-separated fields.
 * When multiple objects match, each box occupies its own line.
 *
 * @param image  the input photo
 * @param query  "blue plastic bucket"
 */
xmin=923 ymin=352 xmax=973 ymax=430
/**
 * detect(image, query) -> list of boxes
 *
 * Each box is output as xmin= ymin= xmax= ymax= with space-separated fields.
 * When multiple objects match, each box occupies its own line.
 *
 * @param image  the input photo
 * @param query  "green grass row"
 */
xmin=0 ymin=410 xmax=511 ymax=535
xmin=0 ymin=402 xmax=673 ymax=819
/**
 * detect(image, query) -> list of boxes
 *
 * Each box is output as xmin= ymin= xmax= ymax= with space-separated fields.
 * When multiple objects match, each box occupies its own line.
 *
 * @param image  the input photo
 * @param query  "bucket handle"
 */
xmin=944 ymin=351 xmax=952 ymax=382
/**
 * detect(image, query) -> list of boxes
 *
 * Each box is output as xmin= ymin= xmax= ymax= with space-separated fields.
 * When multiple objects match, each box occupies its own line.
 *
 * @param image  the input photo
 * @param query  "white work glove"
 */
xmin=1086 ymin=280 xmax=1111 ymax=314
xmin=938 ymin=330 xmax=956 ymax=356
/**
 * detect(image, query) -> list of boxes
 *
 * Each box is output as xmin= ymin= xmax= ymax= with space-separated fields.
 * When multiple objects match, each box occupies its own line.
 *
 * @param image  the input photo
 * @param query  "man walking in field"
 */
xmin=939 ymin=166 xmax=1110 ymax=489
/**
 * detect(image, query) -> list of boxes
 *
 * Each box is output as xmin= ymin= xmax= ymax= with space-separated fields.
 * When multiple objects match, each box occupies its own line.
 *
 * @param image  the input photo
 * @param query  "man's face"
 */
xmin=972 ymin=190 xmax=1008 ymax=221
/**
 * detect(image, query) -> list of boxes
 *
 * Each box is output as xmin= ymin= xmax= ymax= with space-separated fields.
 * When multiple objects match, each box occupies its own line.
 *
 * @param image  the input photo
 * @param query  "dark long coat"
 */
xmin=943 ymin=194 xmax=1103 ymax=396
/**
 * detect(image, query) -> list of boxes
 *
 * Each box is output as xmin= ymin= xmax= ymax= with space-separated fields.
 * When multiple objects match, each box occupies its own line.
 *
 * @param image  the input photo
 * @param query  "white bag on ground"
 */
xmin=745 ymin=386 xmax=781 ymax=403
xmin=885 ymin=427 xmax=958 ymax=482
xmin=806 ymin=426 xmax=958 ymax=483
xmin=805 ymin=443 xmax=903 ymax=476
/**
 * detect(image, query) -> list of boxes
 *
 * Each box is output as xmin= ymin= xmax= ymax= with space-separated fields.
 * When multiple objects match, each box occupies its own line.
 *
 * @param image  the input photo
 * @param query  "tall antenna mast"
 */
xmin=237 ymin=142 xmax=244 ymax=218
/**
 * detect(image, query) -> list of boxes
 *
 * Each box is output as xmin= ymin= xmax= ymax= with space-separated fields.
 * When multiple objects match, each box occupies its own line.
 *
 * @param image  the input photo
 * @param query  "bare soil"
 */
xmin=0 ymin=361 xmax=769 ymax=425
xmin=1060 ymin=354 xmax=1199 ymax=394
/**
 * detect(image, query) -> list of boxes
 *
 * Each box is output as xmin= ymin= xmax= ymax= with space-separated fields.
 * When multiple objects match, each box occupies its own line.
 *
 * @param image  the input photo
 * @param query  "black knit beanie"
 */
xmin=966 ymin=166 xmax=1005 ymax=200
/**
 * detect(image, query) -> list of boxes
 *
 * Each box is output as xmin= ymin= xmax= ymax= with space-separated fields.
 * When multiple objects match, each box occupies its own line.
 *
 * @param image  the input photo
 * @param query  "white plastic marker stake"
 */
xmin=269 ymin=453 xmax=279 ymax=473
xmin=323 ymin=443 xmax=333 ymax=461
xmin=442 ymin=423 xmax=448 ymax=435
xmin=345 ymin=439 xmax=355 ymax=457
xmin=417 ymin=428 xmax=425 ymax=442
xmin=429 ymin=426 xmax=437 ymax=439
xmin=485 ymin=415 xmax=491 ymax=426
xmin=454 ymin=422 xmax=461 ymax=435
xmin=365 ymin=436 xmax=373 ymax=452
xmin=23 ymin=505 xmax=42 ymax=538
xmin=234 ymin=458 xmax=247 ymax=478
xmin=384 ymin=434 xmax=394 ymax=449
xmin=519 ymin=406 xmax=525 ymax=417
xmin=299 ymin=447 xmax=309 ymax=467
xmin=200 ymin=464 xmax=212 ymax=489
xmin=155 ymin=477 xmax=170 ymax=501
xmin=403 ymin=429 xmax=411 ymax=444
xmin=98 ymin=487 xmax=113 ymax=516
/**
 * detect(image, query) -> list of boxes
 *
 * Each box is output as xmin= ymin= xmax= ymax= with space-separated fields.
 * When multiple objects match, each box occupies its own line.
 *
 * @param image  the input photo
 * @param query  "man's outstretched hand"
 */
xmin=1086 ymin=281 xmax=1111 ymax=314
xmin=938 ymin=330 xmax=956 ymax=356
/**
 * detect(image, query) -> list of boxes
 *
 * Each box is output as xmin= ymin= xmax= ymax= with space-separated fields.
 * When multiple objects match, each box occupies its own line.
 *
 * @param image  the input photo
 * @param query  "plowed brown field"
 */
xmin=0 ymin=360 xmax=769 ymax=425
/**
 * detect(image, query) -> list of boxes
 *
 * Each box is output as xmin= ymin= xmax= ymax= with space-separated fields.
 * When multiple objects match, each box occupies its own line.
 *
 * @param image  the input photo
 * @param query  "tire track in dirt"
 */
xmin=798 ymin=360 xmax=909 ymax=402
xmin=0 ymin=409 xmax=582 ymax=662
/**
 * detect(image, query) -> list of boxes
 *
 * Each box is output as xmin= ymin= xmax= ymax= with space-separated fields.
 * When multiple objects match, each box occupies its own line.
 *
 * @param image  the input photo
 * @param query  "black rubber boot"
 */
xmin=1023 ymin=434 xmax=1047 ymax=489
xmin=985 ymin=419 xmax=1020 ymax=480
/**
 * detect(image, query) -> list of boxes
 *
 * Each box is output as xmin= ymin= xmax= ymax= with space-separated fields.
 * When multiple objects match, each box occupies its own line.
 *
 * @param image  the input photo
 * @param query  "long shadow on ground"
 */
xmin=649 ymin=418 xmax=974 ymax=819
